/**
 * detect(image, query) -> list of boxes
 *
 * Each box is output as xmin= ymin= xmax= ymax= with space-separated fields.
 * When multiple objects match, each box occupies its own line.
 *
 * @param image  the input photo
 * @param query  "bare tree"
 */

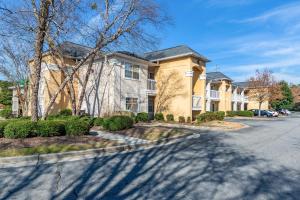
xmin=0 ymin=0 xmax=80 ymax=121
xmin=0 ymin=42 xmax=30 ymax=116
xmin=248 ymin=69 xmax=281 ymax=116
xmin=155 ymin=71 xmax=185 ymax=113
xmin=42 ymin=0 xmax=168 ymax=119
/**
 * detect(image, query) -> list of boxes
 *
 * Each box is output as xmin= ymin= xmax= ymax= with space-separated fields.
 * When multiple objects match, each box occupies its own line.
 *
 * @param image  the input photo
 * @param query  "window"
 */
xmin=126 ymin=97 xmax=139 ymax=112
xmin=125 ymin=63 xmax=139 ymax=79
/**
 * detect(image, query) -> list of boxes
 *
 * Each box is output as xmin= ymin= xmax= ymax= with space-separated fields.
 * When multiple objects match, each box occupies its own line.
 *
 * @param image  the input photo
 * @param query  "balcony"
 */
xmin=192 ymin=95 xmax=202 ymax=110
xmin=147 ymin=79 xmax=156 ymax=95
xmin=232 ymin=94 xmax=249 ymax=102
xmin=206 ymin=90 xmax=220 ymax=100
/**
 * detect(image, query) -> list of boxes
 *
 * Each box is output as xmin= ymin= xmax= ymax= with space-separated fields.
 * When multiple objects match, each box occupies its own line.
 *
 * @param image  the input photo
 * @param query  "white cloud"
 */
xmin=236 ymin=2 xmax=300 ymax=23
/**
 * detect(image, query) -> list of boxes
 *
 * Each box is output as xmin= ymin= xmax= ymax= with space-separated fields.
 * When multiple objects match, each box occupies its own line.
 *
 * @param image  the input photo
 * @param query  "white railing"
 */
xmin=206 ymin=90 xmax=220 ymax=99
xmin=232 ymin=94 xmax=249 ymax=102
xmin=147 ymin=79 xmax=156 ymax=91
xmin=192 ymin=95 xmax=202 ymax=110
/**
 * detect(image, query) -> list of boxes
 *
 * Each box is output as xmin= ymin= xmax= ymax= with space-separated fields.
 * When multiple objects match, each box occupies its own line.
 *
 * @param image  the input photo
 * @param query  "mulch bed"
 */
xmin=0 ymin=136 xmax=114 ymax=150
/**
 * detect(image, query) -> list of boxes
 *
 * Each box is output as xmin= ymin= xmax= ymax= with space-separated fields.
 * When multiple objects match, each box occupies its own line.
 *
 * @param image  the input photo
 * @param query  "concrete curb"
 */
xmin=0 ymin=133 xmax=201 ymax=168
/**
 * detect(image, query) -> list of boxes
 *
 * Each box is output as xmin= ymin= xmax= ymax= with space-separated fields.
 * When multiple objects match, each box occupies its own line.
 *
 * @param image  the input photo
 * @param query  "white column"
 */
xmin=206 ymin=82 xmax=211 ymax=112
xmin=233 ymin=87 xmax=237 ymax=111
xmin=241 ymin=89 xmax=245 ymax=111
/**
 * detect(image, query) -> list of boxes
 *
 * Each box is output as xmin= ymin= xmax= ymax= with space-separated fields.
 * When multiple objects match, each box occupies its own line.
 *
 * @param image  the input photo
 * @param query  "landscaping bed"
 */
xmin=0 ymin=136 xmax=118 ymax=157
xmin=115 ymin=126 xmax=193 ymax=141
xmin=200 ymin=120 xmax=247 ymax=130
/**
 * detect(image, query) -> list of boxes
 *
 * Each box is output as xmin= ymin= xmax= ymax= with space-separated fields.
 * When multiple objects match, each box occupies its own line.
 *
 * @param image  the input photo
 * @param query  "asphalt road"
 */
xmin=1 ymin=114 xmax=300 ymax=200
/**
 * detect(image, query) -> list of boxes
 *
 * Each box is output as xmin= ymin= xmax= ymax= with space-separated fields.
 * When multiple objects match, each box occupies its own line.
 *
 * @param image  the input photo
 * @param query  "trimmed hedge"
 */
xmin=226 ymin=111 xmax=254 ymax=117
xmin=65 ymin=119 xmax=90 ymax=136
xmin=0 ymin=107 xmax=12 ymax=119
xmin=94 ymin=117 xmax=104 ymax=126
xmin=36 ymin=120 xmax=66 ymax=137
xmin=196 ymin=111 xmax=225 ymax=123
xmin=4 ymin=121 xmax=37 ymax=139
xmin=0 ymin=121 xmax=10 ymax=137
xmin=178 ymin=116 xmax=185 ymax=123
xmin=59 ymin=109 xmax=72 ymax=116
xmin=166 ymin=114 xmax=174 ymax=122
xmin=154 ymin=113 xmax=164 ymax=121
xmin=103 ymin=116 xmax=134 ymax=131
xmin=135 ymin=112 xmax=149 ymax=122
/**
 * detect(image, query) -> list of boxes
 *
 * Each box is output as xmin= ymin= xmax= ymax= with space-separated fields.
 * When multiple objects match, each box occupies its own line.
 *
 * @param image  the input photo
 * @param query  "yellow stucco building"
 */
xmin=11 ymin=42 xmax=270 ymax=119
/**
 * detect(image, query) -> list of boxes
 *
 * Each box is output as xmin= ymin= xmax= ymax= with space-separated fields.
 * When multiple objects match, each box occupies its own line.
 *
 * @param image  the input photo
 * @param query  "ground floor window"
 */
xmin=126 ymin=97 xmax=139 ymax=112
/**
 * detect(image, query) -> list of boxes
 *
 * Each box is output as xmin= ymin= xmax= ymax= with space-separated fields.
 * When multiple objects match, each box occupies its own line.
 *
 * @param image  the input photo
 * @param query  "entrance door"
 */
xmin=148 ymin=96 xmax=155 ymax=120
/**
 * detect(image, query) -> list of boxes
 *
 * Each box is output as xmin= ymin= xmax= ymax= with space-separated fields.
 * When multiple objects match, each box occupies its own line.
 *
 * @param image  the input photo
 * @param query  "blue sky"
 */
xmin=156 ymin=0 xmax=300 ymax=84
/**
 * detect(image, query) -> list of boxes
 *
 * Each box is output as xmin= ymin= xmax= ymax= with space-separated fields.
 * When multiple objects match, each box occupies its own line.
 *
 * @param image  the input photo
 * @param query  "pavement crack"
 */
xmin=55 ymin=162 xmax=62 ymax=191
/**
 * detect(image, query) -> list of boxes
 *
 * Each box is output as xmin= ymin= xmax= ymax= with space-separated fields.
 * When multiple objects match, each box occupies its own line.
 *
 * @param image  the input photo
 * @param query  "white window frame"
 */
xmin=124 ymin=62 xmax=140 ymax=80
xmin=125 ymin=97 xmax=139 ymax=113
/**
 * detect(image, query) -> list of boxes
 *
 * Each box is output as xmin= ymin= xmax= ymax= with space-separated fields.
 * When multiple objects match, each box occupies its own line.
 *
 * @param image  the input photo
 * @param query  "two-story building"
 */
xmin=11 ymin=42 xmax=270 ymax=120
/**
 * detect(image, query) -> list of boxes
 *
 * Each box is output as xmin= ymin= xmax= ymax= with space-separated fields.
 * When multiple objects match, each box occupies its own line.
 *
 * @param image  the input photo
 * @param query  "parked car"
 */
xmin=269 ymin=110 xmax=279 ymax=117
xmin=250 ymin=109 xmax=273 ymax=117
xmin=277 ymin=109 xmax=291 ymax=116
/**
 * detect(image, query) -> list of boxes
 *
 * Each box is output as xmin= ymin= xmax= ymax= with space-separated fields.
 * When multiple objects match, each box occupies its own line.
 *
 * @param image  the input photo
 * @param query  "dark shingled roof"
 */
xmin=233 ymin=82 xmax=250 ymax=88
xmin=207 ymin=72 xmax=232 ymax=81
xmin=116 ymin=51 xmax=150 ymax=62
xmin=144 ymin=45 xmax=210 ymax=62
xmin=57 ymin=41 xmax=92 ymax=59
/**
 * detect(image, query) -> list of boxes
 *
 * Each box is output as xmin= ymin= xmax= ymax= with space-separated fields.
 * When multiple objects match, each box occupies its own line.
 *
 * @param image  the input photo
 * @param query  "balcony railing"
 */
xmin=232 ymin=94 xmax=249 ymax=102
xmin=147 ymin=79 xmax=156 ymax=91
xmin=192 ymin=95 xmax=202 ymax=110
xmin=206 ymin=90 xmax=220 ymax=100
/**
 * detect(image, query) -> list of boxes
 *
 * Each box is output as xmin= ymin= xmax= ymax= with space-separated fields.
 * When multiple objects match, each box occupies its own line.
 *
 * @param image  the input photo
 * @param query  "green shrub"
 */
xmin=226 ymin=111 xmax=254 ymax=117
xmin=216 ymin=111 xmax=225 ymax=120
xmin=0 ymin=107 xmax=12 ymax=119
xmin=0 ymin=121 xmax=10 ymax=137
xmin=18 ymin=116 xmax=31 ymax=120
xmin=59 ymin=109 xmax=72 ymax=116
xmin=196 ymin=111 xmax=225 ymax=123
xmin=65 ymin=119 xmax=90 ymax=136
xmin=154 ymin=113 xmax=164 ymax=121
xmin=166 ymin=114 xmax=174 ymax=122
xmin=4 ymin=121 xmax=37 ymax=139
xmin=79 ymin=116 xmax=95 ymax=128
xmin=135 ymin=112 xmax=149 ymax=122
xmin=102 ymin=116 xmax=134 ymax=131
xmin=178 ymin=116 xmax=185 ymax=123
xmin=236 ymin=111 xmax=254 ymax=117
xmin=226 ymin=111 xmax=235 ymax=117
xmin=36 ymin=120 xmax=66 ymax=137
xmin=187 ymin=117 xmax=191 ymax=123
xmin=93 ymin=117 xmax=104 ymax=126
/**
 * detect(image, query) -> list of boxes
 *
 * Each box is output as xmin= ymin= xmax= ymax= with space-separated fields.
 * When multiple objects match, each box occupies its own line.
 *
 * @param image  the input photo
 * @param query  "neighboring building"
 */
xmin=233 ymin=82 xmax=269 ymax=111
xmin=206 ymin=72 xmax=233 ymax=112
xmin=11 ymin=42 xmax=271 ymax=119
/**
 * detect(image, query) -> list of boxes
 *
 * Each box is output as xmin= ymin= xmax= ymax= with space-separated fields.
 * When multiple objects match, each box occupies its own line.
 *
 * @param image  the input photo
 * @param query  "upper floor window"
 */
xmin=125 ymin=63 xmax=139 ymax=80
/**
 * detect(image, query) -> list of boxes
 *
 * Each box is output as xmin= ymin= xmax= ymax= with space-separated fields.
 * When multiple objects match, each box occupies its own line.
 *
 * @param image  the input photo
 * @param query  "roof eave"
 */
xmin=149 ymin=53 xmax=210 ymax=63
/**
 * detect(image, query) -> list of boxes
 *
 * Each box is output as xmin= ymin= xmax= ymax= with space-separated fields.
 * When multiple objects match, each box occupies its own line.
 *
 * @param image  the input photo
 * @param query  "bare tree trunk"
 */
xmin=259 ymin=102 xmax=262 ymax=117
xmin=30 ymin=0 xmax=51 ymax=121
xmin=76 ymin=54 xmax=96 ymax=115
xmin=67 ymin=78 xmax=77 ymax=115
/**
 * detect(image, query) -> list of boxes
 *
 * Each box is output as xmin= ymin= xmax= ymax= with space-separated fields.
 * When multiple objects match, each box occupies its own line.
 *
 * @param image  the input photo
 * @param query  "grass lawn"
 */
xmin=116 ymin=126 xmax=193 ymax=141
xmin=0 ymin=136 xmax=119 ymax=157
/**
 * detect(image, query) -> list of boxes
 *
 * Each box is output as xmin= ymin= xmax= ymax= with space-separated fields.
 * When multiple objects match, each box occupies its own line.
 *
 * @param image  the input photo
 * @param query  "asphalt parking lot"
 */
xmin=0 ymin=113 xmax=300 ymax=199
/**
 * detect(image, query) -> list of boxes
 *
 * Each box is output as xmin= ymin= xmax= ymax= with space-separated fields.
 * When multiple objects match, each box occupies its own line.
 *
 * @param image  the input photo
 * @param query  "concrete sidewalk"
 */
xmin=90 ymin=130 xmax=149 ymax=145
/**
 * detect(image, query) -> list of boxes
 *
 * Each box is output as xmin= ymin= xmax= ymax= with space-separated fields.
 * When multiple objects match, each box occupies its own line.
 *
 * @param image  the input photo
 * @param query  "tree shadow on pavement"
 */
xmin=1 ymin=132 xmax=300 ymax=200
